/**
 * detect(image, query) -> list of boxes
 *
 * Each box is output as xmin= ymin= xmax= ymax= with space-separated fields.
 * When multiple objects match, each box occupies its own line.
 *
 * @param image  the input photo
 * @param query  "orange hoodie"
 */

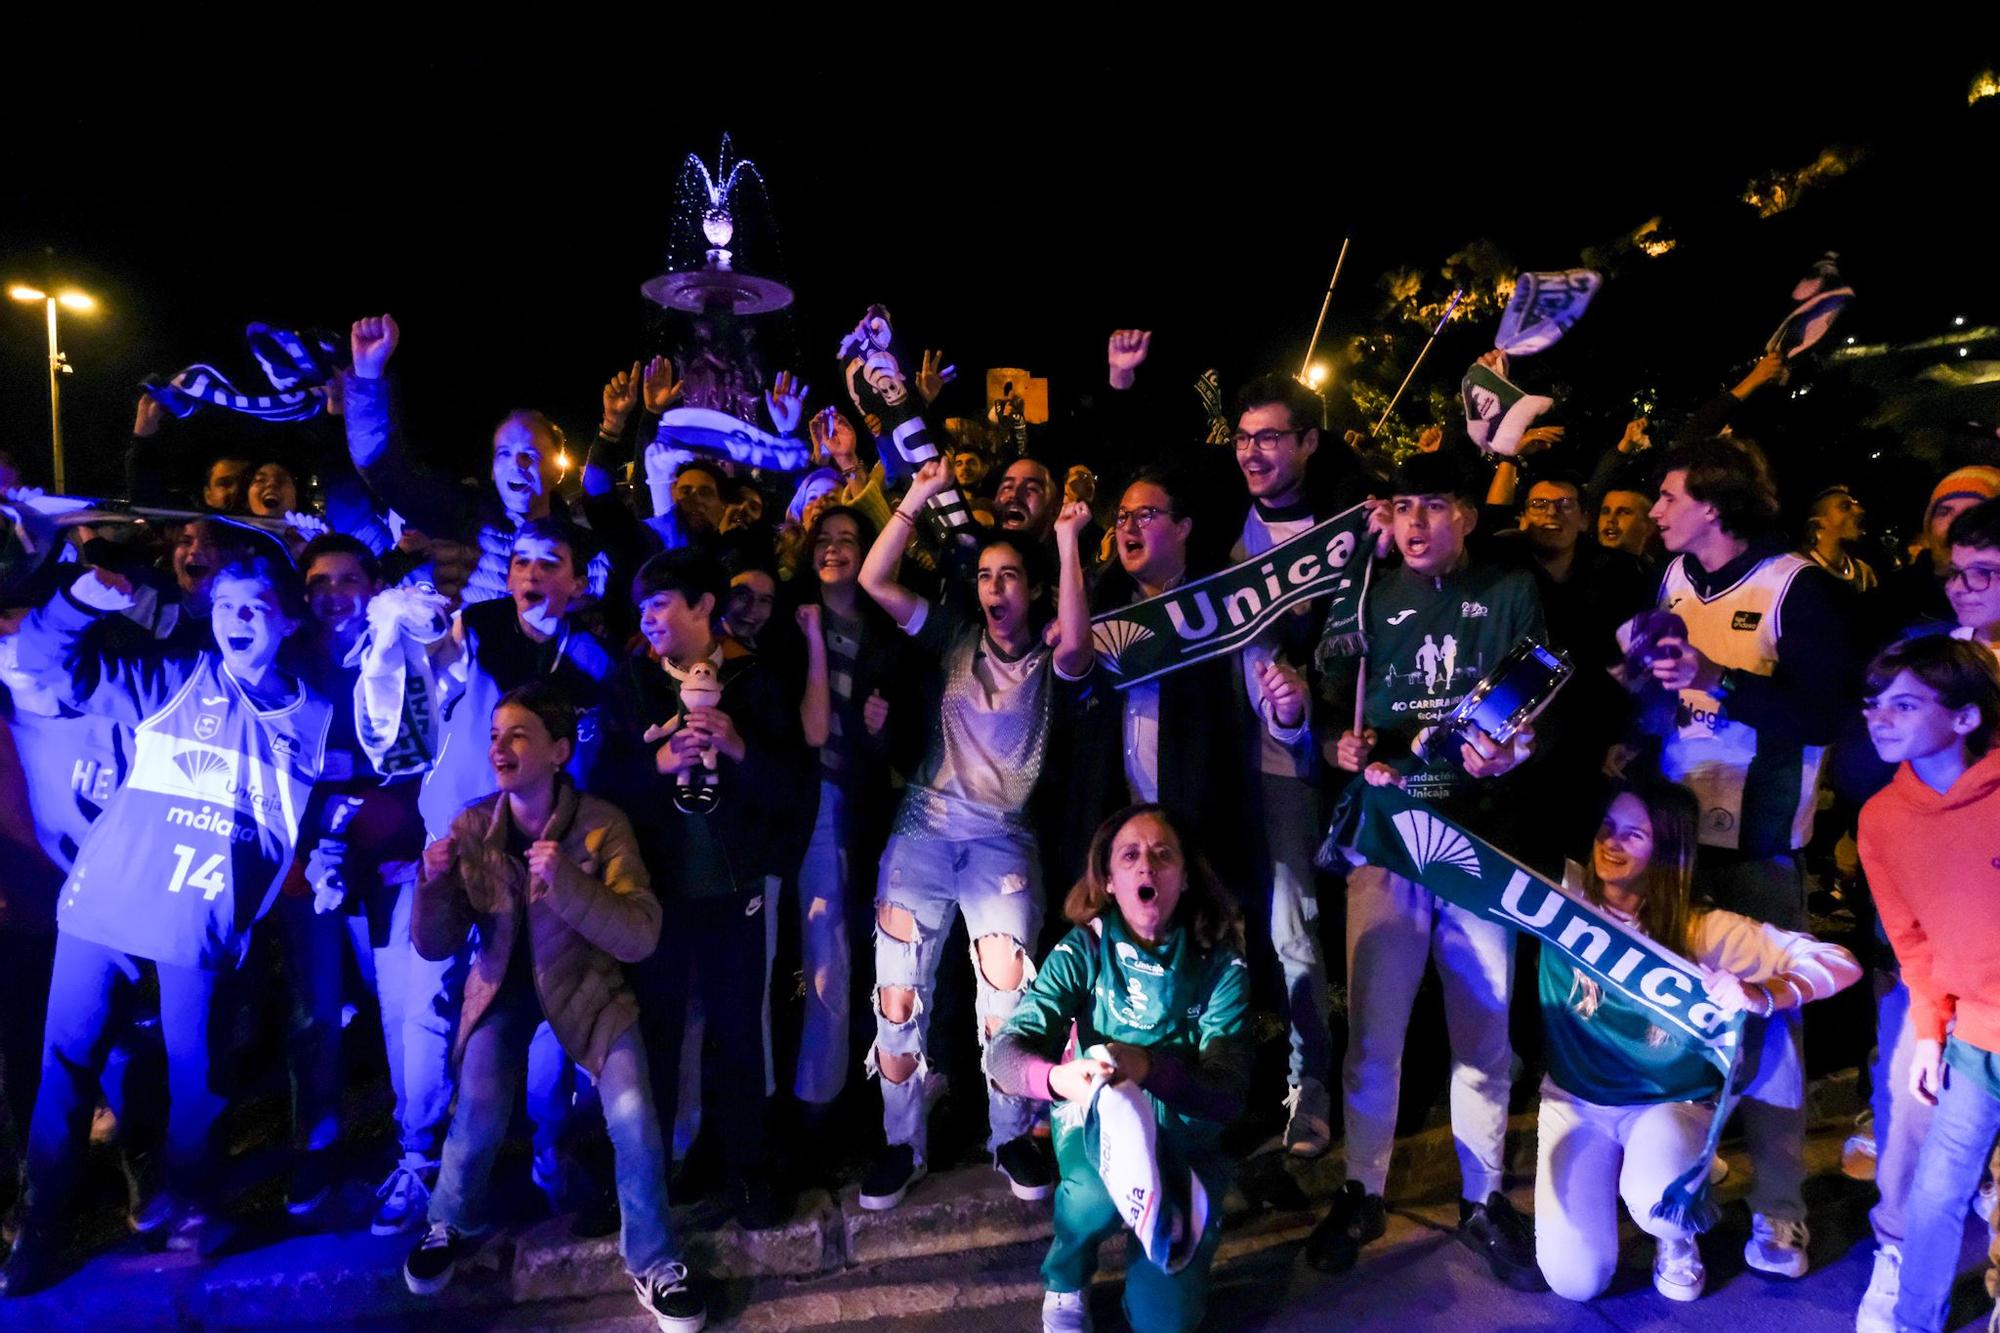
xmin=1859 ymin=750 xmax=2000 ymax=1052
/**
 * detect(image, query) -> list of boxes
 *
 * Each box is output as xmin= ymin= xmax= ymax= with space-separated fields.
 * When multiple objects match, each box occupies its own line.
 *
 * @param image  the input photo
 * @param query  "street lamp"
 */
xmin=9 ymin=283 xmax=96 ymax=493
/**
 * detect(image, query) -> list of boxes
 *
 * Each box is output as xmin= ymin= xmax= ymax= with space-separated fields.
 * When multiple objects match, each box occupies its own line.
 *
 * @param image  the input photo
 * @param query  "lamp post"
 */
xmin=8 ymin=284 xmax=96 ymax=494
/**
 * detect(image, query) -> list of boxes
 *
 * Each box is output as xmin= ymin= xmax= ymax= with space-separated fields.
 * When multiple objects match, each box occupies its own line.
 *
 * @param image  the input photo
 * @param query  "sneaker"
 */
xmin=1458 ymin=1193 xmax=1547 ymax=1292
xmin=634 ymin=1263 xmax=706 ymax=1332
xmin=404 ymin=1222 xmax=482 ymax=1295
xmin=1041 ymin=1287 xmax=1094 ymax=1333
xmin=163 ymin=1204 xmax=212 ymax=1254
xmin=1652 ymin=1236 xmax=1706 ymax=1301
xmin=286 ymin=1148 xmax=339 ymax=1217
xmin=127 ymin=1187 xmax=174 ymax=1237
xmin=1842 ymin=1130 xmax=1879 ymax=1182
xmin=858 ymin=1144 xmax=926 ymax=1211
xmin=373 ymin=1156 xmax=436 ymax=1237
xmin=1303 ymin=1181 xmax=1386 ymax=1274
xmin=1856 ymin=1244 xmax=1900 ymax=1333
xmin=730 ymin=1173 xmax=787 ymax=1231
xmin=996 ymin=1134 xmax=1056 ymax=1202
xmin=1282 ymin=1079 xmax=1333 ymax=1159
xmin=1742 ymin=1213 xmax=1809 ymax=1279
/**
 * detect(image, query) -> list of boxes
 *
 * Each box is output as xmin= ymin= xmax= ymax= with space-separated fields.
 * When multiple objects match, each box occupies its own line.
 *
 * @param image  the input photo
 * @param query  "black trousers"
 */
xmin=626 ymin=891 xmax=771 ymax=1178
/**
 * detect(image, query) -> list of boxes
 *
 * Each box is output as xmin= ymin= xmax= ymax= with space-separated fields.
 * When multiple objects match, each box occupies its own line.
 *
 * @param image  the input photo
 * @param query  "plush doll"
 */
xmin=837 ymin=304 xmax=977 ymax=543
xmin=1614 ymin=608 xmax=1689 ymax=739
xmin=655 ymin=658 xmax=724 ymax=813
xmin=350 ymin=582 xmax=452 ymax=778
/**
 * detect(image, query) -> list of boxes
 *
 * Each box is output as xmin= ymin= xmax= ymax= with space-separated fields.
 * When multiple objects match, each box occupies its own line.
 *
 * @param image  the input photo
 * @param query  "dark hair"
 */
xmin=1232 ymin=373 xmax=1322 ymax=434
xmin=1390 ymin=450 xmax=1479 ymax=503
xmin=512 ymin=516 xmax=593 ymax=577
xmin=1065 ymin=803 xmax=1244 ymax=954
xmin=1525 ymin=469 xmax=1586 ymax=502
xmin=495 ymin=680 xmax=577 ymax=747
xmin=1946 ymin=496 xmax=2000 ymax=554
xmin=299 ymin=532 xmax=382 ymax=585
xmin=674 ymin=459 xmax=727 ymax=491
xmin=1120 ymin=465 xmax=1191 ymax=521
xmin=804 ymin=503 xmax=878 ymax=559
xmin=1661 ymin=437 xmax=1779 ymax=538
xmin=632 ymin=547 xmax=726 ymax=621
xmin=494 ymin=408 xmax=562 ymax=454
xmin=973 ymin=527 xmax=1055 ymax=602
xmin=1865 ymin=636 xmax=2000 ymax=759
xmin=211 ymin=554 xmax=307 ymax=622
xmin=1581 ymin=778 xmax=1704 ymax=952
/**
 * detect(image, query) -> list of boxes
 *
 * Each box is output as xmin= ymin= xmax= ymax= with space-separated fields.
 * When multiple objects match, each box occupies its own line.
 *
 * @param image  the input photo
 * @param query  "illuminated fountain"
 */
xmin=641 ymin=136 xmax=794 ymax=315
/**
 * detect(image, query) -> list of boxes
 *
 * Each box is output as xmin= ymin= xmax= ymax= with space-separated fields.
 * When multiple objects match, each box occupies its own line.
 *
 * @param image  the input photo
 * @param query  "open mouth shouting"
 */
xmin=224 ymin=632 xmax=255 ymax=654
xmin=998 ymin=502 xmax=1029 ymax=529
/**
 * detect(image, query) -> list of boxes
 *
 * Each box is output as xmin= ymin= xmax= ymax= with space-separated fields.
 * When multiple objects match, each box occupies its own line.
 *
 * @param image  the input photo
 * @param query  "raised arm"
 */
xmin=13 ymin=569 xmax=198 ymax=724
xmin=796 ymin=603 xmax=832 ymax=748
xmin=1052 ymin=500 xmax=1097 ymax=679
xmin=859 ymin=458 xmax=951 ymax=628
xmin=344 ymin=314 xmax=478 ymax=539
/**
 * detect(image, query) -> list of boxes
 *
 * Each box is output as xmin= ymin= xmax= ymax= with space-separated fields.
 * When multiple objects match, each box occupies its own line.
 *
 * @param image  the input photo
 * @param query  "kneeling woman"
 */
xmin=1536 ymin=779 xmax=1859 ymax=1303
xmin=988 ymin=804 xmax=1250 ymax=1333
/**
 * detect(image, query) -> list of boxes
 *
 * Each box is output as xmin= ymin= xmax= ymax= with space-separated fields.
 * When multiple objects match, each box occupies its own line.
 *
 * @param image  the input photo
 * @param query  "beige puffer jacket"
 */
xmin=414 ymin=782 xmax=659 ymax=1077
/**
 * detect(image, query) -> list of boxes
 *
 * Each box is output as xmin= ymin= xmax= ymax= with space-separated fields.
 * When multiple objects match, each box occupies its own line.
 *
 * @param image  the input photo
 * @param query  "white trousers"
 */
xmin=1341 ymin=864 xmax=1515 ymax=1201
xmin=1534 ymin=1080 xmax=1709 ymax=1302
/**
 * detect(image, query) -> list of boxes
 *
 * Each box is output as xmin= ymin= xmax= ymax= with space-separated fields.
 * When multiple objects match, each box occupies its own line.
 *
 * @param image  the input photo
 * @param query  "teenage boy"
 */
xmin=1308 ymin=450 xmax=1545 ymax=1289
xmin=402 ymin=684 xmax=704 ymax=1333
xmin=351 ymin=517 xmax=613 ymax=1233
xmin=1644 ymin=437 xmax=1858 ymax=1279
xmin=606 ymin=548 xmax=812 ymax=1230
xmin=0 ymin=559 xmax=331 ymax=1293
xmin=1945 ymin=498 xmax=2000 ymax=654
xmin=1855 ymin=636 xmax=2000 ymax=1333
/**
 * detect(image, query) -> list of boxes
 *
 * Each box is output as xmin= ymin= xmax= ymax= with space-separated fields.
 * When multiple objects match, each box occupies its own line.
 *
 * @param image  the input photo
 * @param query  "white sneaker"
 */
xmin=1855 ymin=1244 xmax=1900 ymax=1333
xmin=1282 ymin=1079 xmax=1332 ymax=1158
xmin=1743 ymin=1213 xmax=1809 ymax=1279
xmin=1653 ymin=1236 xmax=1706 ymax=1301
xmin=1042 ymin=1288 xmax=1093 ymax=1333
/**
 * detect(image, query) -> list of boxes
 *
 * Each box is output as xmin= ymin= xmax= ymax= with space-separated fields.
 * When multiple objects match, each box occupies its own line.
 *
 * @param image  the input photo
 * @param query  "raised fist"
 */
xmin=350 ymin=314 xmax=400 ymax=379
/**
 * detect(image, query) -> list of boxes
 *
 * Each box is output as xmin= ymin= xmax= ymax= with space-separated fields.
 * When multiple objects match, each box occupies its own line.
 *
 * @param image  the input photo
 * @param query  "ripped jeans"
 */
xmin=871 ymin=832 xmax=1044 ymax=1162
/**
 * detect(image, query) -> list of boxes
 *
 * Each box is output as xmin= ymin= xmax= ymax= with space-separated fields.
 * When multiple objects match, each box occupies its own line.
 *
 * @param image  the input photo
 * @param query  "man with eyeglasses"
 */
xmin=1057 ymin=467 xmax=1299 ymax=915
xmin=1225 ymin=375 xmax=1371 ymax=1162
xmin=1946 ymin=498 xmax=2000 ymax=654
xmin=1492 ymin=473 xmax=1653 ymax=858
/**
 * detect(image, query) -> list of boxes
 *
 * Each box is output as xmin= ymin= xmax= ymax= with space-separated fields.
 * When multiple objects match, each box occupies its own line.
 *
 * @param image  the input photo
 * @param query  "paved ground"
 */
xmin=13 ymin=1128 xmax=1979 ymax=1332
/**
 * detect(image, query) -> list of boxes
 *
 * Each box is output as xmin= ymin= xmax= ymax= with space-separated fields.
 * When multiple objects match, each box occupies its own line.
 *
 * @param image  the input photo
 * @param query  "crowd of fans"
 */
xmin=0 ymin=307 xmax=1995 ymax=1333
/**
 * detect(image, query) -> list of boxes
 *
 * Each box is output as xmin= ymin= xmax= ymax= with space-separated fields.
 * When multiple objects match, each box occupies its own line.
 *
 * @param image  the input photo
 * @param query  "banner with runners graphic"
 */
xmin=1087 ymin=501 xmax=1374 ymax=689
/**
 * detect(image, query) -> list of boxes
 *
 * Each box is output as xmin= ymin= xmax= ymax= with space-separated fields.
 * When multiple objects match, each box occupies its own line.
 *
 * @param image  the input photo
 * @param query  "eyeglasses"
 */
xmin=1946 ymin=564 xmax=1999 ymax=593
xmin=1232 ymin=428 xmax=1302 ymax=454
xmin=1525 ymin=497 xmax=1580 ymax=516
xmin=1113 ymin=506 xmax=1174 ymax=530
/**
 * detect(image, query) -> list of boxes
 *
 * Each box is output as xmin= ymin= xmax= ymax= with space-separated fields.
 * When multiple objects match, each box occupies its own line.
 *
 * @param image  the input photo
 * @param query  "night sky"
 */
xmin=3 ymin=33 xmax=1995 ymax=516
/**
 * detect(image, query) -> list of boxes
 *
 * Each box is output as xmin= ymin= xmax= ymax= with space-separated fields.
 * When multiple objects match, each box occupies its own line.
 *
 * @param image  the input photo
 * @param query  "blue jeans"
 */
xmin=24 ymin=933 xmax=234 ymax=1219
xmin=791 ymin=780 xmax=854 ymax=1106
xmin=871 ymin=832 xmax=1043 ymax=1161
xmin=1870 ymin=973 xmax=1934 ymax=1249
xmin=377 ymin=867 xmax=464 ymax=1159
xmin=1895 ymin=1043 xmax=2000 ymax=1332
xmin=429 ymin=985 xmax=676 ymax=1278
xmin=1259 ymin=773 xmax=1332 ymax=1091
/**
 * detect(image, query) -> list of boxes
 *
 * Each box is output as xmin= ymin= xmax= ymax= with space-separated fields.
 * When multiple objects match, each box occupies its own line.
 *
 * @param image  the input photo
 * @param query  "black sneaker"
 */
xmin=634 ymin=1263 xmax=707 ymax=1332
xmin=730 ymin=1173 xmax=787 ymax=1231
xmin=1304 ymin=1181 xmax=1386 ymax=1274
xmin=0 ymin=1226 xmax=60 ymax=1298
xmin=858 ymin=1144 xmax=925 ymax=1211
xmin=404 ymin=1222 xmax=482 ymax=1295
xmin=286 ymin=1148 xmax=339 ymax=1217
xmin=995 ymin=1134 xmax=1055 ymax=1202
xmin=1458 ymin=1192 xmax=1546 ymax=1291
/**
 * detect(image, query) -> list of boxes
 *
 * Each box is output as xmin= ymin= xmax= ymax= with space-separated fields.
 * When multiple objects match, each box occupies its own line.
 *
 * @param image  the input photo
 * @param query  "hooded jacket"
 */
xmin=1859 ymin=750 xmax=2000 ymax=1053
xmin=414 ymin=781 xmax=659 ymax=1077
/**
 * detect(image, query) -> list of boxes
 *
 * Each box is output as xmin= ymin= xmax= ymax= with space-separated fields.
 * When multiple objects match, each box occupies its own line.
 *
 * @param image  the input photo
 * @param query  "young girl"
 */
xmin=1857 ymin=635 xmax=2000 ymax=1333
xmin=403 ymin=683 xmax=702 ymax=1332
xmin=988 ymin=804 xmax=1250 ymax=1333
xmin=853 ymin=459 xmax=1095 ymax=1209
xmin=1535 ymin=778 xmax=1859 ymax=1304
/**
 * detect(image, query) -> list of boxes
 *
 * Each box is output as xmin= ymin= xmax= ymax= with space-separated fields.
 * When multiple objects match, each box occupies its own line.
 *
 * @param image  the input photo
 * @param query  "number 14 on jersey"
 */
xmin=168 ymin=844 xmax=228 ymax=900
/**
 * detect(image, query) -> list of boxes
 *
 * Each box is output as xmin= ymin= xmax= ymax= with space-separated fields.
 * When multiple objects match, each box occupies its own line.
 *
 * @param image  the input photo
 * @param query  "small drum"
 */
xmin=1417 ymin=636 xmax=1574 ymax=768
